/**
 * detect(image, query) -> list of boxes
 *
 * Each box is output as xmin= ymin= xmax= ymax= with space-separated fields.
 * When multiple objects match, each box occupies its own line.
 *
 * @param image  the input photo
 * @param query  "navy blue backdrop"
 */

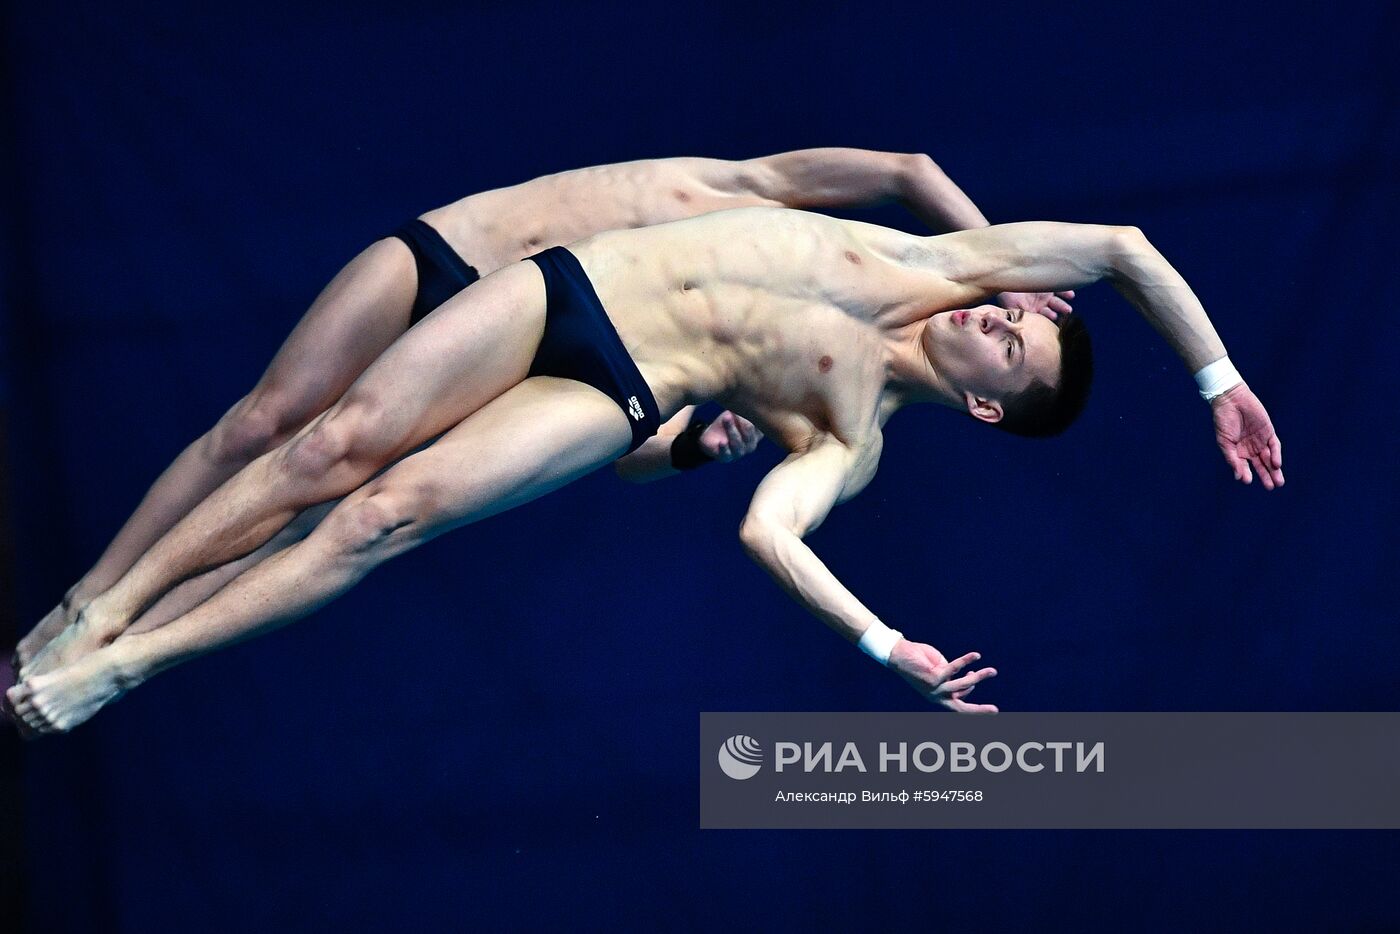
xmin=4 ymin=2 xmax=1398 ymax=931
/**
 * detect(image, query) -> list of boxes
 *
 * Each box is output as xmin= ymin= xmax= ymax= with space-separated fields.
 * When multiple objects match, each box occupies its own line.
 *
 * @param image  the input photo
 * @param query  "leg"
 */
xmin=25 ymin=261 xmax=549 ymax=676
xmin=123 ymin=501 xmax=336 ymax=636
xmin=14 ymin=237 xmax=417 ymax=669
xmin=122 ymin=442 xmax=426 ymax=636
xmin=9 ymin=377 xmax=632 ymax=734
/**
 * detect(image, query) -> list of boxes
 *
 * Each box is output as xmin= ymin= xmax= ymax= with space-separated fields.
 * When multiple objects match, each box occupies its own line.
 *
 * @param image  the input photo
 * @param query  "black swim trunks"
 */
xmin=526 ymin=246 xmax=662 ymax=454
xmin=389 ymin=218 xmax=481 ymax=326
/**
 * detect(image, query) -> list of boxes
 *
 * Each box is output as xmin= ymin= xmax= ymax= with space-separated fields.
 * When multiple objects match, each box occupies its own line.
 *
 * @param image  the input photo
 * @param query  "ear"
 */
xmin=965 ymin=392 xmax=1003 ymax=425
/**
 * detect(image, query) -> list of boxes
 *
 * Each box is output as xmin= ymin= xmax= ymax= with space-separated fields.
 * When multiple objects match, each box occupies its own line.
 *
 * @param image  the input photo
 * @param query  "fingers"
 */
xmin=736 ymin=418 xmax=760 ymax=453
xmin=1056 ymin=290 xmax=1075 ymax=300
xmin=1028 ymin=296 xmax=1058 ymax=321
xmin=701 ymin=412 xmax=763 ymax=463
xmin=1048 ymin=296 xmax=1073 ymax=315
xmin=947 ymin=701 xmax=1000 ymax=715
xmin=1250 ymin=450 xmax=1275 ymax=490
xmin=941 ymin=652 xmax=981 ymax=679
xmin=940 ymin=667 xmax=997 ymax=695
xmin=726 ymin=414 xmax=760 ymax=444
xmin=1222 ymin=445 xmax=1251 ymax=484
xmin=724 ymin=418 xmax=744 ymax=460
xmin=1268 ymin=435 xmax=1285 ymax=487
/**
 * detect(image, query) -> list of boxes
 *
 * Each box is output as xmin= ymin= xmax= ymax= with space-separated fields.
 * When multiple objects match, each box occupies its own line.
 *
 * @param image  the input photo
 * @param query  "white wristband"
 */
xmin=1194 ymin=356 xmax=1243 ymax=402
xmin=857 ymin=620 xmax=903 ymax=667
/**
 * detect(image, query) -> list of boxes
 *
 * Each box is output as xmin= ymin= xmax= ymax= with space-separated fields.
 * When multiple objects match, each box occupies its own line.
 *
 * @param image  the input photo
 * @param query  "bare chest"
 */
xmin=717 ymin=300 xmax=889 ymax=448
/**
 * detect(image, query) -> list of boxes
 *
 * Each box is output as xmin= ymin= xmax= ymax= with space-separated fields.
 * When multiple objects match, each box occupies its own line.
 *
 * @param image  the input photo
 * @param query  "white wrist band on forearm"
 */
xmin=1194 ymin=356 xmax=1243 ymax=402
xmin=857 ymin=620 xmax=903 ymax=666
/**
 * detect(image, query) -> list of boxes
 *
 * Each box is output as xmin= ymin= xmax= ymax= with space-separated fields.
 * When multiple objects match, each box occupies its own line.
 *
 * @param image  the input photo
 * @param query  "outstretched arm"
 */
xmin=933 ymin=222 xmax=1285 ymax=488
xmin=738 ymin=434 xmax=998 ymax=713
xmin=735 ymin=148 xmax=1074 ymax=319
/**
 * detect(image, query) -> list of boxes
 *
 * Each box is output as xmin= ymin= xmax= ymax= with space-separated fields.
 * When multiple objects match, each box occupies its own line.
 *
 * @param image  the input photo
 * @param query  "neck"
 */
xmin=883 ymin=319 xmax=964 ymax=414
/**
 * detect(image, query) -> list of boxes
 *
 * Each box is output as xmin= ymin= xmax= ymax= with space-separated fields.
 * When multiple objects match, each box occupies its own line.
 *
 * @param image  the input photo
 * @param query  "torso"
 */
xmin=421 ymin=163 xmax=961 ymax=455
xmin=571 ymin=208 xmax=961 ymax=454
xmin=419 ymin=158 xmax=778 ymax=274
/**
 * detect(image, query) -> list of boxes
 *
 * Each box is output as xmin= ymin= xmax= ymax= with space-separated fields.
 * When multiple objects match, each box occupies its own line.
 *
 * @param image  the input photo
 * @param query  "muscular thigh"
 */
xmin=370 ymin=376 xmax=633 ymax=539
xmin=328 ymin=260 xmax=549 ymax=459
xmin=253 ymin=237 xmax=418 ymax=422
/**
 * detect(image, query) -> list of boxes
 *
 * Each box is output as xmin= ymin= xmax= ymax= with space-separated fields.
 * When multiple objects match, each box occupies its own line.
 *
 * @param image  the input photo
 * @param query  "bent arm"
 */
xmin=733 ymin=149 xmax=1074 ymax=319
xmin=613 ymin=406 xmax=696 ymax=483
xmin=614 ymin=407 xmax=764 ymax=483
xmin=738 ymin=435 xmax=885 ymax=644
xmin=736 ymin=148 xmax=991 ymax=234
xmin=735 ymin=434 xmax=998 ymax=712
xmin=934 ymin=222 xmax=1226 ymax=371
xmin=936 ymin=222 xmax=1284 ymax=487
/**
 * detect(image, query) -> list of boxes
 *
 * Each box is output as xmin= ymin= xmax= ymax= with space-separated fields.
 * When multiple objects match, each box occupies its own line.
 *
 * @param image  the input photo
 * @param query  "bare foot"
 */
xmin=19 ymin=606 xmax=122 ymax=681
xmin=7 ymin=645 xmax=141 ymax=736
xmin=13 ymin=598 xmax=80 ymax=673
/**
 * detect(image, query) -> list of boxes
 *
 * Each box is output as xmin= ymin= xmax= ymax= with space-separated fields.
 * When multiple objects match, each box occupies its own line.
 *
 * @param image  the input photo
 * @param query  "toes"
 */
xmin=23 ymin=693 xmax=60 ymax=734
xmin=19 ymin=705 xmax=44 ymax=732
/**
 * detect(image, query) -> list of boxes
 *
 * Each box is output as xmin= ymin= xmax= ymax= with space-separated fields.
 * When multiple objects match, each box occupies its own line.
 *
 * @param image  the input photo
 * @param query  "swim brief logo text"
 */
xmin=627 ymin=396 xmax=644 ymax=421
xmin=718 ymin=735 xmax=764 ymax=780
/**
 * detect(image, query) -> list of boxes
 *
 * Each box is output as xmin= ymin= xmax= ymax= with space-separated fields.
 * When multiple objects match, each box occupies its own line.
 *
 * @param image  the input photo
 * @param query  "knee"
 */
xmin=322 ymin=480 xmax=439 ymax=558
xmin=207 ymin=392 xmax=299 ymax=467
xmin=280 ymin=395 xmax=391 ymax=482
xmin=281 ymin=418 xmax=353 ymax=480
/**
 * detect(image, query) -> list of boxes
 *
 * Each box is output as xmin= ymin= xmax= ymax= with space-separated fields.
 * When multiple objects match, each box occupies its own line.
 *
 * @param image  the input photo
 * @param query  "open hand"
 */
xmin=1211 ymin=384 xmax=1284 ymax=490
xmin=998 ymin=290 xmax=1075 ymax=322
xmin=699 ymin=411 xmax=762 ymax=462
xmin=888 ymin=640 xmax=999 ymax=714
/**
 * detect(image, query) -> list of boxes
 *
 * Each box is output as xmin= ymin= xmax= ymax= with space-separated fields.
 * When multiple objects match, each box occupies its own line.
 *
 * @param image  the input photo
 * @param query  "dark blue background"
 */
xmin=4 ymin=2 xmax=1397 ymax=930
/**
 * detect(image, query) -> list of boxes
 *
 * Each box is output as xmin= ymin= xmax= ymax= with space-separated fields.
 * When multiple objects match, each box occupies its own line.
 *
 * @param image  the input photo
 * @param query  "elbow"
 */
xmin=1109 ymin=225 xmax=1152 ymax=273
xmin=739 ymin=514 xmax=780 ymax=562
xmin=1113 ymin=224 xmax=1150 ymax=252
xmin=740 ymin=513 xmax=806 ymax=566
xmin=898 ymin=152 xmax=945 ymax=196
xmin=905 ymin=151 xmax=945 ymax=176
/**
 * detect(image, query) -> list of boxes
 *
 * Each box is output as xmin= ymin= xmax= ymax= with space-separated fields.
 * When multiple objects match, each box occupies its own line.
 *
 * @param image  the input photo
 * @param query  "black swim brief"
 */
xmin=526 ymin=246 xmax=662 ymax=454
xmin=388 ymin=218 xmax=481 ymax=326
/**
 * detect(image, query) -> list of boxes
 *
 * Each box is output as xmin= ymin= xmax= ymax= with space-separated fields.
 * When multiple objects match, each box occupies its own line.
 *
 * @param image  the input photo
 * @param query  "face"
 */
xmin=923 ymin=304 xmax=1062 ymax=416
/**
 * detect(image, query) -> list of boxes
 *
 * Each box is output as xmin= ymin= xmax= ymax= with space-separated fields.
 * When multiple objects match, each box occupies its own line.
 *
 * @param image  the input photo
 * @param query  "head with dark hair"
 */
xmin=990 ymin=313 xmax=1093 ymax=437
xmin=919 ymin=305 xmax=1093 ymax=437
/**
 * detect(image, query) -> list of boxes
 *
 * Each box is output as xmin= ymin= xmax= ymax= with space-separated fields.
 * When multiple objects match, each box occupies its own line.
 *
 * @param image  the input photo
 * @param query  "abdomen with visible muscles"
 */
xmin=569 ymin=208 xmax=904 ymax=448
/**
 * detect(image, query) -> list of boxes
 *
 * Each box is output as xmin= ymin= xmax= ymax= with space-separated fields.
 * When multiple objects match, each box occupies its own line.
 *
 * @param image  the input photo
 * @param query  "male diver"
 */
xmin=7 ymin=203 xmax=1281 ymax=732
xmin=12 ymin=148 xmax=1072 ymax=676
